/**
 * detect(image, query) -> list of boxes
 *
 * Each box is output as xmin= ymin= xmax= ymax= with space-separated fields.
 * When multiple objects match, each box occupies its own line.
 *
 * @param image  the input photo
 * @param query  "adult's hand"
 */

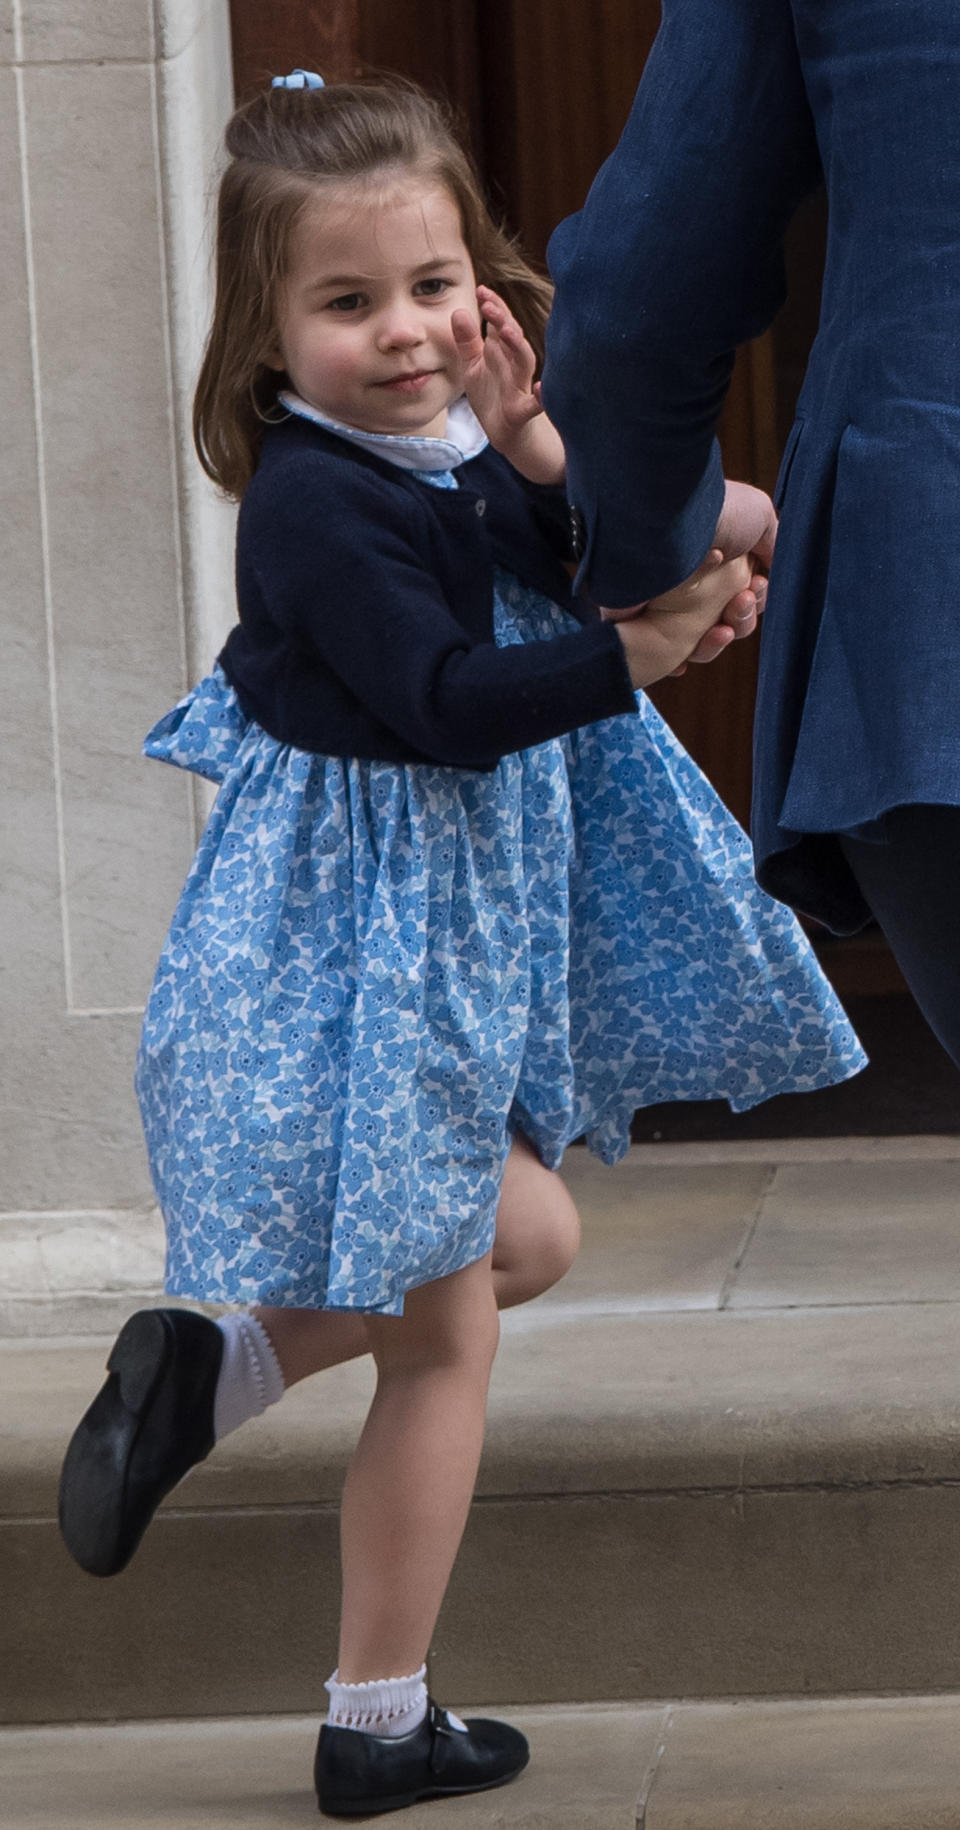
xmin=714 ymin=478 xmax=778 ymax=574
xmin=600 ymin=479 xmax=777 ymax=671
xmin=683 ymin=479 xmax=776 ymax=663
xmin=687 ymin=480 xmax=778 ymax=647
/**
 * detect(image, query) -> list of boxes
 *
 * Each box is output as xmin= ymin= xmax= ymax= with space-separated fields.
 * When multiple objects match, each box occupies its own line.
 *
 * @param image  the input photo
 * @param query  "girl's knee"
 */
xmin=494 ymin=1143 xmax=582 ymax=1304
xmin=538 ymin=1195 xmax=581 ymax=1287
xmin=515 ymin=1195 xmax=580 ymax=1299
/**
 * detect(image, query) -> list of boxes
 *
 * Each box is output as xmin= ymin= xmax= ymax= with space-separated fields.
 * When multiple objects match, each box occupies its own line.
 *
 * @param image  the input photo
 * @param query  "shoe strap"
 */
xmin=427 ymin=1700 xmax=459 ymax=1774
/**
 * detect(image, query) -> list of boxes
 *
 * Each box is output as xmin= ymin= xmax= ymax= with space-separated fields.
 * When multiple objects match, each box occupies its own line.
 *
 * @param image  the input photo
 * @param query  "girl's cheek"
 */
xmin=319 ymin=340 xmax=355 ymax=381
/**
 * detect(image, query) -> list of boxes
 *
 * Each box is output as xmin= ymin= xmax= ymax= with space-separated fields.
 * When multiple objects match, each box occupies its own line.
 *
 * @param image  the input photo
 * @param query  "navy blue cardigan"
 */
xmin=219 ymin=416 xmax=636 ymax=770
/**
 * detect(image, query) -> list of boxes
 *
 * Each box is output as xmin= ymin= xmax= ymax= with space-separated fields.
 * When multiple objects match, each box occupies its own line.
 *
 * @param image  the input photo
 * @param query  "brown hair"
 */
xmin=193 ymin=78 xmax=554 ymax=498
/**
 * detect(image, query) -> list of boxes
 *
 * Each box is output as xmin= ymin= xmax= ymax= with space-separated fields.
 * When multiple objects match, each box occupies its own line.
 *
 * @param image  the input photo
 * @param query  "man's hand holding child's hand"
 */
xmin=603 ymin=480 xmax=778 ymax=673
xmin=614 ymin=548 xmax=756 ymax=689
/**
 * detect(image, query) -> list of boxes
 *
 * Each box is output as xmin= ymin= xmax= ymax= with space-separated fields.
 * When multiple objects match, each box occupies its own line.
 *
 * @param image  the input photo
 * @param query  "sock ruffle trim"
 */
xmin=324 ymin=1665 xmax=428 ymax=1731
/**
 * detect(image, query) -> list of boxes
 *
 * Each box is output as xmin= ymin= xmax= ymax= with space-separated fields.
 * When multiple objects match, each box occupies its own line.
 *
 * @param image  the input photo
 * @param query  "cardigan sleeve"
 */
xmin=246 ymin=455 xmax=637 ymax=768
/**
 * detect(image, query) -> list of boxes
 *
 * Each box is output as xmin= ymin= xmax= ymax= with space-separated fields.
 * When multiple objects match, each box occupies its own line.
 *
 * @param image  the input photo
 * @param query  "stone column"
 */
xmin=1 ymin=0 xmax=235 ymax=1331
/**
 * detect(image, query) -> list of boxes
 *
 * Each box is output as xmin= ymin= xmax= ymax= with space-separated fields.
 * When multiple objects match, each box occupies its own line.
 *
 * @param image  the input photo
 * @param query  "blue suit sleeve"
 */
xmin=542 ymin=0 xmax=821 ymax=607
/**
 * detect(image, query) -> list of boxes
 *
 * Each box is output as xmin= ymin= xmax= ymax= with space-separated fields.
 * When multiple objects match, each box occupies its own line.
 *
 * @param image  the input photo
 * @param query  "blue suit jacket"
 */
xmin=544 ymin=0 xmax=960 ymax=931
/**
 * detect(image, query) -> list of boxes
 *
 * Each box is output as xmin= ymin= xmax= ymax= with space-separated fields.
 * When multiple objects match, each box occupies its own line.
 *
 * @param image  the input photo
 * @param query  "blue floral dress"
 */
xmin=136 ymin=423 xmax=864 ymax=1317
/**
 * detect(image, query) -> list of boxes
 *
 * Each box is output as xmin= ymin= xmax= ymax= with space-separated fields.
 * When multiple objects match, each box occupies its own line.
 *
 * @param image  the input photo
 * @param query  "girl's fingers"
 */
xmin=480 ymin=296 xmax=519 ymax=332
xmin=750 ymin=571 xmax=769 ymax=613
xmin=481 ymin=312 xmax=528 ymax=363
xmin=489 ymin=316 xmax=535 ymax=374
xmin=687 ymin=624 xmax=735 ymax=665
xmin=722 ymin=588 xmax=758 ymax=636
xmin=479 ymin=289 xmax=527 ymax=349
xmin=450 ymin=307 xmax=484 ymax=359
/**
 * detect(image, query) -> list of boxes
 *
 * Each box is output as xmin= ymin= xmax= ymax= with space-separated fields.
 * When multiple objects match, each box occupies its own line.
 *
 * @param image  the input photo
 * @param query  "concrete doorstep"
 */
xmin=7 ymin=1693 xmax=960 ymax=1829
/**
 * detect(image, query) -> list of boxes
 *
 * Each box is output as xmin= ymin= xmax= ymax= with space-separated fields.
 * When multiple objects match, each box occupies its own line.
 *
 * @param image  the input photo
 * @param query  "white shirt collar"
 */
xmin=278 ymin=390 xmax=489 ymax=473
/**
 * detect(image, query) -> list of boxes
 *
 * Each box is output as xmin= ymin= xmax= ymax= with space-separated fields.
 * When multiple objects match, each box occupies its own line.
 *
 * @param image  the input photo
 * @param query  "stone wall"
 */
xmin=1 ymin=0 xmax=236 ymax=1329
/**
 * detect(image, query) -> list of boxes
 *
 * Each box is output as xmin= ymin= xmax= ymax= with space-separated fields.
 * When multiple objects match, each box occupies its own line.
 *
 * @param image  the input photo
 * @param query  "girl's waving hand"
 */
xmin=452 ymin=286 xmax=566 ymax=486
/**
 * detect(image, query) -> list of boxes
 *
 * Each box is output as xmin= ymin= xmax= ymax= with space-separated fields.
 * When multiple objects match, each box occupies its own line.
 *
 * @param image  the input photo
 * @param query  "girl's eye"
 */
xmin=327 ymin=293 xmax=364 ymax=312
xmin=415 ymin=277 xmax=451 ymax=297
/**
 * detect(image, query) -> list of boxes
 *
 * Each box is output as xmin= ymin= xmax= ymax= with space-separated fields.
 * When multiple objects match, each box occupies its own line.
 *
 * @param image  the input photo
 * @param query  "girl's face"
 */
xmin=267 ymin=177 xmax=480 ymax=438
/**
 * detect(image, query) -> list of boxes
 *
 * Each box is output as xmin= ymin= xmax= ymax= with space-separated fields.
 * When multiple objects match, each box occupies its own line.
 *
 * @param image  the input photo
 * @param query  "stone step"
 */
xmin=638 ymin=1692 xmax=960 ymax=1829
xmin=6 ymin=1302 xmax=960 ymax=1723
xmin=7 ymin=1693 xmax=960 ymax=1829
xmin=5 ymin=1145 xmax=960 ymax=1725
xmin=0 ymin=1705 xmax=643 ymax=1830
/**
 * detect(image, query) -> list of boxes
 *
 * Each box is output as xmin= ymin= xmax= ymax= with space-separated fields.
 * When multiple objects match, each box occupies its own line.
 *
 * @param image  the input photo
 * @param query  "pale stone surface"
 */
xmin=433 ymin=1484 xmax=960 ymax=1707
xmin=7 ymin=1286 xmax=960 ymax=1718
xmin=2 ymin=1510 xmax=342 ymax=1724
xmin=8 ymin=1696 xmax=960 ymax=1830
xmin=554 ymin=1155 xmax=770 ymax=1312
xmin=17 ymin=0 xmax=153 ymax=65
xmin=0 ymin=1210 xmax=163 ymax=1297
xmin=0 ymin=59 xmax=63 ymax=1020
xmin=156 ymin=0 xmax=225 ymax=63
xmin=2 ymin=1706 xmax=658 ymax=1829
xmin=0 ymin=1291 xmax=165 ymax=1339
xmin=641 ymin=1694 xmax=960 ymax=1829
xmin=0 ymin=4 xmax=15 ymax=63
xmin=20 ymin=58 xmax=194 ymax=1014
xmin=1 ymin=1011 xmax=152 ymax=1213
xmin=729 ymin=1159 xmax=960 ymax=1308
xmin=10 ymin=1476 xmax=960 ymax=1719
xmin=0 ymin=1203 xmax=164 ymax=1337
xmin=1 ymin=1 xmax=233 ymax=1227
xmin=155 ymin=0 xmax=237 ymax=678
xmin=8 ymin=1299 xmax=960 ymax=1518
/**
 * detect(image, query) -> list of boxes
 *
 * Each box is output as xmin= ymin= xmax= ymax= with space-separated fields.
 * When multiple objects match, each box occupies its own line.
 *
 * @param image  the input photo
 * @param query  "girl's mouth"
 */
xmin=376 ymin=370 xmax=437 ymax=392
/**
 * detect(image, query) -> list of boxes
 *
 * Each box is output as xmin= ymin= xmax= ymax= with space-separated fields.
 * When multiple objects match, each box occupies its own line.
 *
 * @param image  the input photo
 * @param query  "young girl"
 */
xmin=59 ymin=70 xmax=864 ymax=1819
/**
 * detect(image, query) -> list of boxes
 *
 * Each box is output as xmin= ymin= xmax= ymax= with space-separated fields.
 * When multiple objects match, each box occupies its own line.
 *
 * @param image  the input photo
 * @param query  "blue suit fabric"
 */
xmin=544 ymin=0 xmax=960 ymax=933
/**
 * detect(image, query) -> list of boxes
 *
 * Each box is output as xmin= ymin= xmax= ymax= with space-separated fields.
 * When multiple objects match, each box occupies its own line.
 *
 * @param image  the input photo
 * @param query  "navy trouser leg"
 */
xmin=838 ymin=805 xmax=960 ymax=1069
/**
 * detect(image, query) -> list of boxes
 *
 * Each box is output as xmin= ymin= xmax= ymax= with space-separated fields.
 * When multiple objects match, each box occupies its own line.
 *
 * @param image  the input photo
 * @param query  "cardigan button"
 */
xmin=474 ymin=497 xmax=487 ymax=517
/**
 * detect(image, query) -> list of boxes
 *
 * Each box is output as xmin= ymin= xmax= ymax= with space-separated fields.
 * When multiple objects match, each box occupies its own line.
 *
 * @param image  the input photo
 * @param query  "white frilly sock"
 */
xmin=212 ymin=1313 xmax=285 ymax=1441
xmin=325 ymin=1666 xmax=435 ymax=1739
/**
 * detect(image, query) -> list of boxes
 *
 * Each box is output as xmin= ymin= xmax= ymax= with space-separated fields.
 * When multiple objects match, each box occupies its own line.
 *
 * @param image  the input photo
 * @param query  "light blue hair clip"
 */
xmin=272 ymin=69 xmax=325 ymax=91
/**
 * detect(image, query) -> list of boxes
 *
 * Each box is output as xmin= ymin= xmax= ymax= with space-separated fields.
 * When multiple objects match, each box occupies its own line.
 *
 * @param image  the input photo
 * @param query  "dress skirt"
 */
xmin=136 ymin=569 xmax=865 ymax=1315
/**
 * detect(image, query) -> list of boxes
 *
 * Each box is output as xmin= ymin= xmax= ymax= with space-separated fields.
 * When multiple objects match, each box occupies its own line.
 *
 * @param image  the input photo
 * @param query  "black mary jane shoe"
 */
xmin=58 ymin=1307 xmax=223 ymax=1578
xmin=315 ymin=1699 xmax=530 ymax=1818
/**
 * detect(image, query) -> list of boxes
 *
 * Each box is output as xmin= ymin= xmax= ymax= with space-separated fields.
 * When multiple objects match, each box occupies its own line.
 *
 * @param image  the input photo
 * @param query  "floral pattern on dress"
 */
xmin=137 ymin=494 xmax=864 ymax=1315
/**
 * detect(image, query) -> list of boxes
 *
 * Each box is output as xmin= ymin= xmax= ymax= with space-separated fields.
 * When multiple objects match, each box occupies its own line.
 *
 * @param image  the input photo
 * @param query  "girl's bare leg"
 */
xmin=251 ymin=1304 xmax=368 ymax=1387
xmin=337 ymin=1251 xmax=500 ymax=1681
xmin=256 ymin=1134 xmax=581 ymax=1385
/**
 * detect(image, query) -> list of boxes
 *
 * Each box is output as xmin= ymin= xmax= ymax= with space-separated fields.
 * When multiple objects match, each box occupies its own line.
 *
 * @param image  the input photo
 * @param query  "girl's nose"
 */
xmin=375 ymin=305 xmax=426 ymax=351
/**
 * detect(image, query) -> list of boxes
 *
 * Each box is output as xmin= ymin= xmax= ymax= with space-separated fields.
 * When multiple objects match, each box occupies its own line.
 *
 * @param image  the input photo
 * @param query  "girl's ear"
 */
xmin=261 ymin=343 xmax=286 ymax=373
